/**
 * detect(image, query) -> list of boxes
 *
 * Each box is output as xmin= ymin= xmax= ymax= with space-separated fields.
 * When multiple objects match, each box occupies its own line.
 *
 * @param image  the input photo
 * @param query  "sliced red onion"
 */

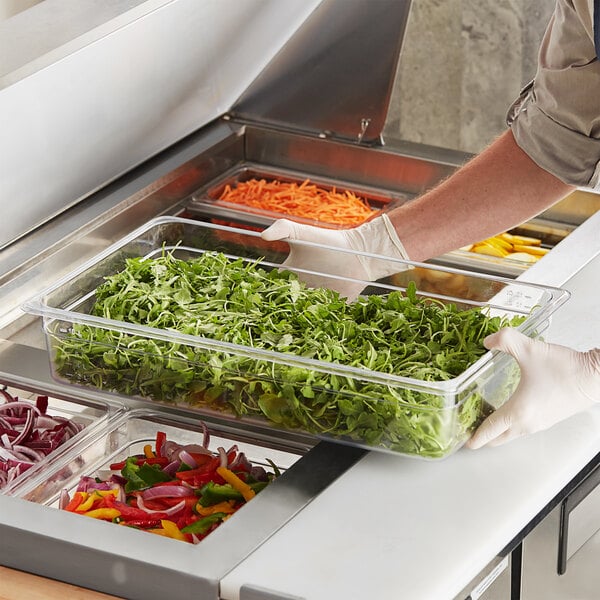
xmin=182 ymin=443 xmax=212 ymax=455
xmin=199 ymin=421 xmax=210 ymax=448
xmin=141 ymin=485 xmax=195 ymax=500
xmin=162 ymin=459 xmax=180 ymax=477
xmin=12 ymin=445 xmax=46 ymax=462
xmin=10 ymin=410 xmax=35 ymax=447
xmin=178 ymin=450 xmax=197 ymax=469
xmin=0 ymin=447 xmax=18 ymax=461
xmin=217 ymin=446 xmax=227 ymax=469
xmin=0 ymin=389 xmax=14 ymax=403
xmin=137 ymin=496 xmax=187 ymax=516
xmin=229 ymin=451 xmax=253 ymax=473
xmin=59 ymin=489 xmax=71 ymax=510
xmin=0 ymin=401 xmax=41 ymax=415
xmin=0 ymin=390 xmax=87 ymax=490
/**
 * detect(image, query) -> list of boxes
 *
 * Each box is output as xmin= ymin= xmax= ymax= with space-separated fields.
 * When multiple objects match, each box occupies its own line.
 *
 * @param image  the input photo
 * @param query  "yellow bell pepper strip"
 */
xmin=160 ymin=519 xmax=187 ymax=541
xmin=143 ymin=444 xmax=155 ymax=459
xmin=147 ymin=528 xmax=170 ymax=537
xmin=83 ymin=508 xmax=121 ymax=520
xmin=216 ymin=467 xmax=255 ymax=501
xmin=75 ymin=489 xmax=119 ymax=512
xmin=196 ymin=500 xmax=237 ymax=517
xmin=75 ymin=492 xmax=96 ymax=512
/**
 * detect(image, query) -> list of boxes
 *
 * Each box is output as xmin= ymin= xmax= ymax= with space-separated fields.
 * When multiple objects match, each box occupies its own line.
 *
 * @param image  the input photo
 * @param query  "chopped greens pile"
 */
xmin=53 ymin=250 xmax=523 ymax=458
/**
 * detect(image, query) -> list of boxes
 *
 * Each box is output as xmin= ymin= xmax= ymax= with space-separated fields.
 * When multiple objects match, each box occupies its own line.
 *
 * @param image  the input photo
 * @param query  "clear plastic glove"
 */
xmin=467 ymin=328 xmax=600 ymax=449
xmin=260 ymin=214 xmax=410 ymax=299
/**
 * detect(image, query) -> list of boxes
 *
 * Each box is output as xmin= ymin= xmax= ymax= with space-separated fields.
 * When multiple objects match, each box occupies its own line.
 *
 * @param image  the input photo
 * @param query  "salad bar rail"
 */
xmin=1 ymin=1 xmax=600 ymax=599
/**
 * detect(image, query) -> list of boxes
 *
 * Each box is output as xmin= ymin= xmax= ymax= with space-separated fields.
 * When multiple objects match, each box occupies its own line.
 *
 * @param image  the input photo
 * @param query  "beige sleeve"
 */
xmin=508 ymin=0 xmax=600 ymax=190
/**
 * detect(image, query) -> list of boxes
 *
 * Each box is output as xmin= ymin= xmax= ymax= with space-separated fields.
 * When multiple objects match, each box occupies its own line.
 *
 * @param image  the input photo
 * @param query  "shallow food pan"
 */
xmin=22 ymin=217 xmax=569 ymax=460
xmin=186 ymin=164 xmax=410 ymax=230
xmin=3 ymin=408 xmax=327 ymax=600
xmin=0 ymin=385 xmax=118 ymax=494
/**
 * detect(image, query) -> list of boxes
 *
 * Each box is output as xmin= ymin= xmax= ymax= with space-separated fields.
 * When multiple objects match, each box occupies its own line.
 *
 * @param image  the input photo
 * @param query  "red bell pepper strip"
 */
xmin=109 ymin=456 xmax=169 ymax=470
xmin=155 ymin=431 xmax=167 ymax=457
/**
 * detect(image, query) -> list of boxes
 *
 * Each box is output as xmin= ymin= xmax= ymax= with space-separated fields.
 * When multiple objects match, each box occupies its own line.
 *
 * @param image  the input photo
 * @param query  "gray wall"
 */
xmin=384 ymin=0 xmax=555 ymax=154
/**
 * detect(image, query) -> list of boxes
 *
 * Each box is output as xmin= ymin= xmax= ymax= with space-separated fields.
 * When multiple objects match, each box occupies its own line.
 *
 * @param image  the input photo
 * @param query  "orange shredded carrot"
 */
xmin=217 ymin=178 xmax=377 ymax=226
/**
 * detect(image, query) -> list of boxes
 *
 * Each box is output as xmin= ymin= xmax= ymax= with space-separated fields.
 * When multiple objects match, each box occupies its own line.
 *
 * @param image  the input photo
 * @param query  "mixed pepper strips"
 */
xmin=60 ymin=430 xmax=278 ymax=543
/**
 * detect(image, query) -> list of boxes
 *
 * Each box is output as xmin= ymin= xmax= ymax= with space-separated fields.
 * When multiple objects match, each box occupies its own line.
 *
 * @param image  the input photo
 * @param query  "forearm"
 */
xmin=388 ymin=129 xmax=575 ymax=262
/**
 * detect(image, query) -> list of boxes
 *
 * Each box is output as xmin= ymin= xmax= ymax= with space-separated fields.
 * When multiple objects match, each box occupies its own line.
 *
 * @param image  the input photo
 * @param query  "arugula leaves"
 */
xmin=54 ymin=250 xmax=522 ymax=458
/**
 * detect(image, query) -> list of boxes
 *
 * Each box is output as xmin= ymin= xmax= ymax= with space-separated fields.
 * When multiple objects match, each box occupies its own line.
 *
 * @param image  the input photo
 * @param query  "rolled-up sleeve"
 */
xmin=508 ymin=0 xmax=600 ymax=190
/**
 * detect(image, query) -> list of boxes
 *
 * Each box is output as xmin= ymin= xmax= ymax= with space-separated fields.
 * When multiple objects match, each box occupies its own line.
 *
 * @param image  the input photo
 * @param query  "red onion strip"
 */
xmin=0 ymin=390 xmax=86 ymax=490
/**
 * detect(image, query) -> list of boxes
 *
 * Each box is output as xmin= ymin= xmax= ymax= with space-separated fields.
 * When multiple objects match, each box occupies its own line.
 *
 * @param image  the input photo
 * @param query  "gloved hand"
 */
xmin=260 ymin=214 xmax=410 ymax=299
xmin=467 ymin=328 xmax=600 ymax=449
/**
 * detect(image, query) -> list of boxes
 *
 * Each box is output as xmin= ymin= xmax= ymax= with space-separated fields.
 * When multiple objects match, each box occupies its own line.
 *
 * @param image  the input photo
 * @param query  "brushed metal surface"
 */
xmin=0 ymin=0 xmax=320 ymax=249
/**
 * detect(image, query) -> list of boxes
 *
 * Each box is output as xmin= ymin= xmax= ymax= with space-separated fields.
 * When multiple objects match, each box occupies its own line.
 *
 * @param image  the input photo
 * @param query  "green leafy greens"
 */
xmin=53 ymin=250 xmax=523 ymax=458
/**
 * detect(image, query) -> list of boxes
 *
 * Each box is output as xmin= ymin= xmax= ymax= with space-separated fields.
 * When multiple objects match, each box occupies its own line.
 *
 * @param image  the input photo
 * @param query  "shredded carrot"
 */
xmin=217 ymin=178 xmax=378 ymax=226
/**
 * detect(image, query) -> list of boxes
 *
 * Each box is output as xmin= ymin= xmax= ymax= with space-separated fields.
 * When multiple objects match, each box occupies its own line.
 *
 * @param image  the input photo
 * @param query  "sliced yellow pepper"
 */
xmin=75 ymin=492 xmax=96 ymax=512
xmin=147 ymin=528 xmax=170 ymax=537
xmin=160 ymin=519 xmax=188 ymax=541
xmin=83 ymin=508 xmax=121 ymax=520
xmin=94 ymin=489 xmax=119 ymax=498
xmin=143 ymin=444 xmax=155 ymax=459
xmin=501 ymin=232 xmax=541 ymax=246
xmin=216 ymin=467 xmax=256 ymax=502
xmin=196 ymin=500 xmax=237 ymax=516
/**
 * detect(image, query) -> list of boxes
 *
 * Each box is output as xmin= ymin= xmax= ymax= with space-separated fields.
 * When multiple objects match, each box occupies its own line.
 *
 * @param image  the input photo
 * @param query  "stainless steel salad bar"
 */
xmin=1 ymin=1 xmax=599 ymax=599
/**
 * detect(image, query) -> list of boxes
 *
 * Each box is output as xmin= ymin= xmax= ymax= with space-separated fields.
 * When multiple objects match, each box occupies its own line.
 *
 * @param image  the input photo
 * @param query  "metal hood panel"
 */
xmin=231 ymin=0 xmax=412 ymax=144
xmin=0 ymin=0 xmax=321 ymax=250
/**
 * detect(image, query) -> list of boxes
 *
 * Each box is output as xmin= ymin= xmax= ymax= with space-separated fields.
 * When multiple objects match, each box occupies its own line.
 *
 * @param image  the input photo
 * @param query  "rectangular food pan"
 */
xmin=186 ymin=163 xmax=410 ymax=230
xmin=3 ymin=408 xmax=317 ymax=600
xmin=12 ymin=407 xmax=300 ymax=520
xmin=22 ymin=216 xmax=570 ymax=459
xmin=0 ymin=384 xmax=118 ymax=494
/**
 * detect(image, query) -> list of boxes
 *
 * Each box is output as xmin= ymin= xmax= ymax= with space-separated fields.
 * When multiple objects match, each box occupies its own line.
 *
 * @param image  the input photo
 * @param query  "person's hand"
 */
xmin=260 ymin=214 xmax=410 ymax=299
xmin=467 ymin=328 xmax=600 ymax=449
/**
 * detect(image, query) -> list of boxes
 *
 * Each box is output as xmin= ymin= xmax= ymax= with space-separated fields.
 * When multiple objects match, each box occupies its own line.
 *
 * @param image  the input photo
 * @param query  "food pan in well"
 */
xmin=22 ymin=217 xmax=570 ymax=459
xmin=3 ymin=408 xmax=306 ymax=599
xmin=0 ymin=385 xmax=118 ymax=493
xmin=11 ymin=408 xmax=300 ymax=545
xmin=186 ymin=164 xmax=410 ymax=230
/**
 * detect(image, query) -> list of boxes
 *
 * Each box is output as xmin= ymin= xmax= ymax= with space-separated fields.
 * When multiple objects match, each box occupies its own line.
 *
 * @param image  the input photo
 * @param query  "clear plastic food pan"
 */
xmin=22 ymin=217 xmax=569 ymax=459
xmin=0 ymin=386 xmax=118 ymax=493
xmin=12 ymin=408 xmax=299 ymax=519
xmin=5 ymin=408 xmax=303 ymax=599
